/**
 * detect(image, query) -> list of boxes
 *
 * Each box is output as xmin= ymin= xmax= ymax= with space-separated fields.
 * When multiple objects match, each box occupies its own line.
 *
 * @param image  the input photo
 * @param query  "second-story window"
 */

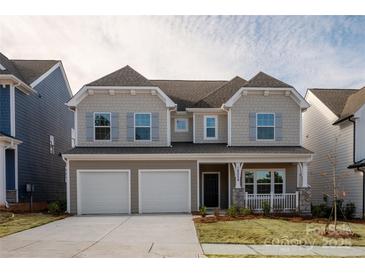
xmin=94 ymin=112 xmax=111 ymax=140
xmin=204 ymin=115 xmax=218 ymax=140
xmin=49 ymin=135 xmax=55 ymax=154
xmin=135 ymin=113 xmax=151 ymax=141
xmin=256 ymin=113 xmax=275 ymax=140
xmin=175 ymin=118 xmax=188 ymax=132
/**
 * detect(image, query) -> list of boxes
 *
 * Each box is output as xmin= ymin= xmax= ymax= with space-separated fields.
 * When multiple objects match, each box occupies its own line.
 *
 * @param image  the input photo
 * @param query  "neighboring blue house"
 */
xmin=0 ymin=52 xmax=74 ymax=206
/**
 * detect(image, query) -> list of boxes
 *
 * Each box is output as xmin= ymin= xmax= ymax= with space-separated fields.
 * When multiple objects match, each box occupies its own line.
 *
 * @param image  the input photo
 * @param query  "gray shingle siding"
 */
xmin=15 ymin=67 xmax=74 ymax=202
xmin=0 ymin=85 xmax=11 ymax=135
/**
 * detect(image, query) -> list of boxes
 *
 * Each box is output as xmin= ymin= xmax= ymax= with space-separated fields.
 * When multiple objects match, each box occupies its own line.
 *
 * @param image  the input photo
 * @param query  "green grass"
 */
xmin=195 ymin=218 xmax=365 ymax=246
xmin=206 ymin=254 xmax=365 ymax=258
xmin=0 ymin=212 xmax=66 ymax=237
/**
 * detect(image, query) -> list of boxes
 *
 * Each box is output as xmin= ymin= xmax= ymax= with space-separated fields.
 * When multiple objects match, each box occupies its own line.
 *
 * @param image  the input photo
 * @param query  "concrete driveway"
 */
xmin=0 ymin=215 xmax=203 ymax=258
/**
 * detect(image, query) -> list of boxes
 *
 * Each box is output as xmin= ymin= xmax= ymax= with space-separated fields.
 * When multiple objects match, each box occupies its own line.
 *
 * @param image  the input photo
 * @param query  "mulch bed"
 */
xmin=194 ymin=214 xmax=365 ymax=225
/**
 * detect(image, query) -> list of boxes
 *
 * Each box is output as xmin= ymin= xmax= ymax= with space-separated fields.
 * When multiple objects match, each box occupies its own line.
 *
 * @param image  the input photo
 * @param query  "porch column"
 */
xmin=231 ymin=162 xmax=245 ymax=207
xmin=0 ymin=145 xmax=6 ymax=206
xmin=297 ymin=162 xmax=311 ymax=216
xmin=232 ymin=162 xmax=244 ymax=188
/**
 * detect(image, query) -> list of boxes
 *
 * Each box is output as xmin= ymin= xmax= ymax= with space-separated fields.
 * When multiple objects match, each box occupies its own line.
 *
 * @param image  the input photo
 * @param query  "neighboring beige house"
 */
xmin=303 ymin=88 xmax=365 ymax=218
xmin=62 ymin=66 xmax=313 ymax=215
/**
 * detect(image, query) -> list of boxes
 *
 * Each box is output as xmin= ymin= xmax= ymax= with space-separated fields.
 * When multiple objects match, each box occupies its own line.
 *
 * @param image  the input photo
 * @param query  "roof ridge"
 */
xmin=11 ymin=59 xmax=60 ymax=62
xmin=151 ymin=79 xmax=228 ymax=82
xmin=310 ymin=88 xmax=359 ymax=91
xmin=243 ymin=71 xmax=292 ymax=88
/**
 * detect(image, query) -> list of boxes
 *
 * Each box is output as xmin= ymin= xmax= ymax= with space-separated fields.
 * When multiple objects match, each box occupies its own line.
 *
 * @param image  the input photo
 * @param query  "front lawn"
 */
xmin=0 ymin=212 xmax=66 ymax=237
xmin=195 ymin=217 xmax=365 ymax=246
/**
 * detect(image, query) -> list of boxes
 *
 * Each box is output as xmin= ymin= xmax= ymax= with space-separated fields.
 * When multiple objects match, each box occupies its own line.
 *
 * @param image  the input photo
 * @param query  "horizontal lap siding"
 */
xmin=77 ymin=93 xmax=168 ymax=146
xmin=0 ymin=85 xmax=10 ymax=135
xmin=303 ymin=92 xmax=363 ymax=217
xmin=194 ymin=113 xmax=227 ymax=143
xmin=16 ymin=67 xmax=73 ymax=202
xmin=171 ymin=115 xmax=193 ymax=142
xmin=231 ymin=94 xmax=300 ymax=146
xmin=69 ymin=160 xmax=198 ymax=214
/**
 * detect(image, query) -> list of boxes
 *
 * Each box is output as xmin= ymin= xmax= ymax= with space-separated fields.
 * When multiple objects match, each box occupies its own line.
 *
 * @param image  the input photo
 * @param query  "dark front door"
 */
xmin=203 ymin=173 xmax=219 ymax=207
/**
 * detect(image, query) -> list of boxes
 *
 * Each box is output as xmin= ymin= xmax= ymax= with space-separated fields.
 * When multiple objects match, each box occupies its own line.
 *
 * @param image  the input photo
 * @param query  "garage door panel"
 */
xmin=139 ymin=170 xmax=190 ymax=213
xmin=78 ymin=171 xmax=130 ymax=215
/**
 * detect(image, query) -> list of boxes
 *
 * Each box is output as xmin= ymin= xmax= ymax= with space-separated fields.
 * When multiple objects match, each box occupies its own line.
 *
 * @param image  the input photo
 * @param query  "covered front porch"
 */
xmin=198 ymin=159 xmax=311 ymax=215
xmin=0 ymin=133 xmax=21 ymax=206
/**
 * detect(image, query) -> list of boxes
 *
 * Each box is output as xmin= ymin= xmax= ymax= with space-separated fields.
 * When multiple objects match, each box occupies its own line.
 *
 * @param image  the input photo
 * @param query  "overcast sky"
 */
xmin=0 ymin=16 xmax=364 ymax=94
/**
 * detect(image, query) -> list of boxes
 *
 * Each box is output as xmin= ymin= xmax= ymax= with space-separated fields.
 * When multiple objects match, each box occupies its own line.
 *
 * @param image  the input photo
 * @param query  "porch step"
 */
xmin=6 ymin=190 xmax=17 ymax=203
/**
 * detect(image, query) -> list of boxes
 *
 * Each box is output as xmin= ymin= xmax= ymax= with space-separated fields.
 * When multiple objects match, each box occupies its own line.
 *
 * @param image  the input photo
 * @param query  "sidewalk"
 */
xmin=202 ymin=244 xmax=365 ymax=257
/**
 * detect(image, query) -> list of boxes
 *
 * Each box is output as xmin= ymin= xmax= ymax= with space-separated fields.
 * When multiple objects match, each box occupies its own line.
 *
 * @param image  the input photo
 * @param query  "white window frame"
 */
xmin=49 ymin=135 xmax=55 ymax=154
xmin=93 ymin=112 xmax=112 ymax=141
xmin=256 ymin=112 xmax=275 ymax=141
xmin=204 ymin=115 xmax=218 ymax=140
xmin=134 ymin=112 xmax=152 ymax=142
xmin=174 ymin=118 xmax=189 ymax=132
xmin=242 ymin=169 xmax=286 ymax=194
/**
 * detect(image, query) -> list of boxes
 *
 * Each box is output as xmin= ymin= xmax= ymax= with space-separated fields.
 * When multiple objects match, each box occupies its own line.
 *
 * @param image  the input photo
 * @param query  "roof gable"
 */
xmin=11 ymin=59 xmax=58 ymax=84
xmin=87 ymin=65 xmax=154 ymax=87
xmin=244 ymin=71 xmax=293 ymax=88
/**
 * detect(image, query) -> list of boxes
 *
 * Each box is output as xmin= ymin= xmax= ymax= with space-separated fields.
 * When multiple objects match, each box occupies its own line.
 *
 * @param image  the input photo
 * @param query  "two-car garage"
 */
xmin=76 ymin=169 xmax=192 ymax=215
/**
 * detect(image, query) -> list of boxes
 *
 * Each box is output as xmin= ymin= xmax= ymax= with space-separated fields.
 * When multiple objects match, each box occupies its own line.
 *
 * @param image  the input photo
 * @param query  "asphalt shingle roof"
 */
xmin=82 ymin=66 xmax=295 ymax=110
xmin=150 ymin=80 xmax=227 ymax=111
xmin=87 ymin=65 xmax=154 ymax=87
xmin=310 ymin=88 xmax=359 ymax=117
xmin=0 ymin=52 xmax=59 ymax=85
xmin=64 ymin=142 xmax=313 ymax=155
xmin=243 ymin=71 xmax=293 ymax=88
xmin=193 ymin=76 xmax=247 ymax=108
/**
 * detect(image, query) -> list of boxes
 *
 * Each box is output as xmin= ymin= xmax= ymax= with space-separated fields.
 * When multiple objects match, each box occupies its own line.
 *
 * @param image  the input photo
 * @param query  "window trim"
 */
xmin=204 ymin=115 xmax=218 ymax=140
xmin=242 ymin=168 xmax=286 ymax=194
xmin=256 ymin=112 xmax=275 ymax=141
xmin=174 ymin=118 xmax=189 ymax=133
xmin=93 ymin=112 xmax=112 ymax=142
xmin=134 ymin=112 xmax=152 ymax=142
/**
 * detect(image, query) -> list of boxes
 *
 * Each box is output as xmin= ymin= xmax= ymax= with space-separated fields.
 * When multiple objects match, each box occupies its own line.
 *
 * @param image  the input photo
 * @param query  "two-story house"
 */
xmin=63 ymin=65 xmax=313 ymax=215
xmin=0 ymin=52 xmax=74 ymax=207
xmin=303 ymin=88 xmax=365 ymax=218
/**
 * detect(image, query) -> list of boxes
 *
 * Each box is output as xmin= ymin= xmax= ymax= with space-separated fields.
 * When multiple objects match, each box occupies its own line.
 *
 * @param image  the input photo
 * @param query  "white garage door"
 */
xmin=77 ymin=170 xmax=130 ymax=215
xmin=139 ymin=170 xmax=191 ymax=213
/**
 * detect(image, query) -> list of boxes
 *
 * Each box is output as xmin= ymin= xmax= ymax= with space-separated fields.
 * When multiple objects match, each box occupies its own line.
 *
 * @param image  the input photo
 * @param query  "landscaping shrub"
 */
xmin=48 ymin=201 xmax=65 ymax=215
xmin=199 ymin=206 xmax=207 ymax=217
xmin=262 ymin=201 xmax=270 ymax=216
xmin=344 ymin=202 xmax=356 ymax=220
xmin=311 ymin=199 xmax=356 ymax=220
xmin=227 ymin=205 xmax=238 ymax=217
xmin=239 ymin=207 xmax=252 ymax=216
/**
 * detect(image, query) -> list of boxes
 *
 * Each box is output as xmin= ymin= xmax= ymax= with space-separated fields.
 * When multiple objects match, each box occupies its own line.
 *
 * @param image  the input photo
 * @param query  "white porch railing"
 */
xmin=245 ymin=192 xmax=299 ymax=212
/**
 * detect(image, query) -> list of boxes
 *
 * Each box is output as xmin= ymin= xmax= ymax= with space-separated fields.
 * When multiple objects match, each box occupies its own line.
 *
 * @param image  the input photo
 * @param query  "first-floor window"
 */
xmin=135 ymin=113 xmax=151 ymax=140
xmin=243 ymin=169 xmax=285 ymax=194
xmin=256 ymin=171 xmax=272 ymax=194
xmin=94 ymin=112 xmax=111 ymax=140
xmin=244 ymin=171 xmax=254 ymax=194
xmin=274 ymin=171 xmax=284 ymax=194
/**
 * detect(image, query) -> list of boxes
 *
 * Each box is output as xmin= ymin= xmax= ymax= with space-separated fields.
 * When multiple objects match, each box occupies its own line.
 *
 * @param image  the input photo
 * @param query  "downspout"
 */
xmin=349 ymin=116 xmax=365 ymax=219
xmin=348 ymin=117 xmax=356 ymax=164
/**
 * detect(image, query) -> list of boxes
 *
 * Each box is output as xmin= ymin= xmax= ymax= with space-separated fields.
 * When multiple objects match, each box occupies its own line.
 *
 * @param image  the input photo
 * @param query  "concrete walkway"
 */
xmin=0 ymin=215 xmax=203 ymax=258
xmin=202 ymin=243 xmax=365 ymax=257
